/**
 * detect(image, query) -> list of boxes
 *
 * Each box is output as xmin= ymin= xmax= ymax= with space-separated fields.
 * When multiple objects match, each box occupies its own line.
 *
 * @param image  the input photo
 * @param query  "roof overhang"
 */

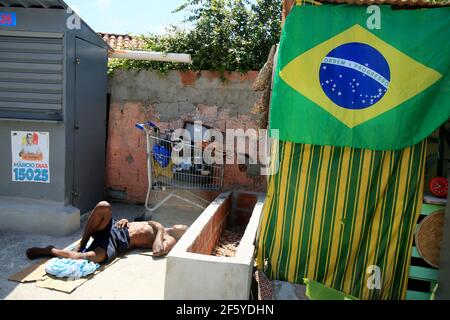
xmin=0 ymin=0 xmax=67 ymax=10
xmin=0 ymin=0 xmax=111 ymax=50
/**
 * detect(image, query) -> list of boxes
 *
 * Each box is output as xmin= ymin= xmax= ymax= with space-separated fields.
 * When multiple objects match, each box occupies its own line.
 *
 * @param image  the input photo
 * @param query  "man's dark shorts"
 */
xmin=84 ymin=219 xmax=130 ymax=263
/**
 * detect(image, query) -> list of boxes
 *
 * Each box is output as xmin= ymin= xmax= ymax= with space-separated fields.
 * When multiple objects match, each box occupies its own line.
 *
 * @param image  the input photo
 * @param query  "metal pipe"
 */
xmin=109 ymin=49 xmax=192 ymax=64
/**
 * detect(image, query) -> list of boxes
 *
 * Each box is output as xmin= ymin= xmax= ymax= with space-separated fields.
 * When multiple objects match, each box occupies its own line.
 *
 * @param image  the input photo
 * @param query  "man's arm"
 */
xmin=148 ymin=221 xmax=177 ymax=257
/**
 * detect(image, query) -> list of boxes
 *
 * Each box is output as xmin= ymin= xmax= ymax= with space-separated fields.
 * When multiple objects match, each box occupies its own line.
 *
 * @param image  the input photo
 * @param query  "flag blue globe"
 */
xmin=319 ymin=42 xmax=391 ymax=110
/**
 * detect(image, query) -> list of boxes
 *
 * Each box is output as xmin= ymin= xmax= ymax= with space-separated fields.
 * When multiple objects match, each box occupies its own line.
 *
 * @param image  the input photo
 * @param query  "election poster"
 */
xmin=11 ymin=131 xmax=50 ymax=183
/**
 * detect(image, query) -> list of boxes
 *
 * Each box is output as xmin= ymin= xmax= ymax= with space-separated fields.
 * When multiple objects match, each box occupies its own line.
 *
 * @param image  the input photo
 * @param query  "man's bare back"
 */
xmin=116 ymin=219 xmax=187 ymax=256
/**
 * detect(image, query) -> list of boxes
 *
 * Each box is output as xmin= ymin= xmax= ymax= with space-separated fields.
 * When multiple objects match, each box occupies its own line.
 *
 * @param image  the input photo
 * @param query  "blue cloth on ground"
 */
xmin=45 ymin=258 xmax=100 ymax=279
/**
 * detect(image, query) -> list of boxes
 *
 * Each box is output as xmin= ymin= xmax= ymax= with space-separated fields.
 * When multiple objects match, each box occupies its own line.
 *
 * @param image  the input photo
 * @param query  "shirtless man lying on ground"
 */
xmin=26 ymin=201 xmax=188 ymax=264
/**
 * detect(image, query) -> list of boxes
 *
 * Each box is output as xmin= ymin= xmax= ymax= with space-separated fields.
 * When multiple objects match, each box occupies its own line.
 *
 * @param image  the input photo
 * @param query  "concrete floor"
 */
xmin=0 ymin=200 xmax=203 ymax=300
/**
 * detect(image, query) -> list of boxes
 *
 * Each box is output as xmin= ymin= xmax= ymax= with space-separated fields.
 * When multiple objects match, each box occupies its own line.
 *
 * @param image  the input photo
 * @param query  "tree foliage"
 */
xmin=109 ymin=0 xmax=282 ymax=74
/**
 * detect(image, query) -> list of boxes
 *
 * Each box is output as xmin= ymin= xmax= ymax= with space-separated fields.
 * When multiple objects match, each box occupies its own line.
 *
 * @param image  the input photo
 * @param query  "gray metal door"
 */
xmin=73 ymin=38 xmax=107 ymax=213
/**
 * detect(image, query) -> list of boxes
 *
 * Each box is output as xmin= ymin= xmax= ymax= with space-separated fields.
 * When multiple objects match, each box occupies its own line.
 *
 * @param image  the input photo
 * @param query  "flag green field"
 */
xmin=270 ymin=5 xmax=450 ymax=150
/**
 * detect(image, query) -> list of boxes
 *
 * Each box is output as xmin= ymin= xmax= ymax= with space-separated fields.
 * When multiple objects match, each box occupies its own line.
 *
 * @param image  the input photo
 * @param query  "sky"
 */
xmin=64 ymin=0 xmax=189 ymax=35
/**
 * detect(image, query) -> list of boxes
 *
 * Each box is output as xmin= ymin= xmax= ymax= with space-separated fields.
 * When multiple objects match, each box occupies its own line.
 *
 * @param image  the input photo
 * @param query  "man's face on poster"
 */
xmin=26 ymin=134 xmax=33 ymax=145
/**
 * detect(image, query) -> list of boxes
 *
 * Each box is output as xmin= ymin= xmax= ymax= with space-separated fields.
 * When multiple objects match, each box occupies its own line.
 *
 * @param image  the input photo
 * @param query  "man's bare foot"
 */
xmin=26 ymin=246 xmax=55 ymax=260
xmin=73 ymin=243 xmax=82 ymax=253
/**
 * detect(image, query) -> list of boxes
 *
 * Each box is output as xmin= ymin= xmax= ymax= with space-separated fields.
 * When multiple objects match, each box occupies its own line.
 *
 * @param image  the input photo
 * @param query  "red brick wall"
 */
xmin=188 ymin=195 xmax=232 ymax=255
xmin=187 ymin=192 xmax=259 ymax=255
xmin=106 ymin=70 xmax=267 ymax=204
xmin=232 ymin=193 xmax=258 ymax=227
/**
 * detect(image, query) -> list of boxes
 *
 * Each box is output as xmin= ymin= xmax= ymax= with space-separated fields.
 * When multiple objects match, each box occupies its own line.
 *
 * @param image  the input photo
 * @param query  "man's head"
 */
xmin=166 ymin=224 xmax=188 ymax=241
xmin=26 ymin=133 xmax=33 ymax=145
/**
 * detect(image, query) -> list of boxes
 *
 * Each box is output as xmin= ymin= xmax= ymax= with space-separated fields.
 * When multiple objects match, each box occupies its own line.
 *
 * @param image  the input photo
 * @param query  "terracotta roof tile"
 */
xmin=99 ymin=33 xmax=146 ymax=50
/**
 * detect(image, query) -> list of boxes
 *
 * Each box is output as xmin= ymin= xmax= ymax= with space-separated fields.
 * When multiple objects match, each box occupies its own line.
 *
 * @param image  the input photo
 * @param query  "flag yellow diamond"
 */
xmin=279 ymin=24 xmax=442 ymax=128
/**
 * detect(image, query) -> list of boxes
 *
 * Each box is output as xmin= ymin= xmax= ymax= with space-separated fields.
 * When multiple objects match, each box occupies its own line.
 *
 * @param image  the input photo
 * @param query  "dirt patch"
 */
xmin=212 ymin=226 xmax=245 ymax=258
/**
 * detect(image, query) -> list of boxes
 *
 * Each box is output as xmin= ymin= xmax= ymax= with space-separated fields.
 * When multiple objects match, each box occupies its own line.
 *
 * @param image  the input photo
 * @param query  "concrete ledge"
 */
xmin=165 ymin=191 xmax=265 ymax=300
xmin=0 ymin=196 xmax=80 ymax=236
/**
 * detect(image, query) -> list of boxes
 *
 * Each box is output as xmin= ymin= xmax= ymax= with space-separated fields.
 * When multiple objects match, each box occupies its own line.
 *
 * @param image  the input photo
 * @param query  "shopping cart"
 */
xmin=136 ymin=122 xmax=225 ymax=213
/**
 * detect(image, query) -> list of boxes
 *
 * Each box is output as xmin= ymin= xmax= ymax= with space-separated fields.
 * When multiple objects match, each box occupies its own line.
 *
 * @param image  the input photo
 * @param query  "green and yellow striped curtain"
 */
xmin=256 ymin=140 xmax=427 ymax=300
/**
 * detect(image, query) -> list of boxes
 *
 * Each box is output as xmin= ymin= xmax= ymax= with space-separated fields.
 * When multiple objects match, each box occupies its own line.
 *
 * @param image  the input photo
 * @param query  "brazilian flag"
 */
xmin=270 ymin=4 xmax=450 ymax=150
